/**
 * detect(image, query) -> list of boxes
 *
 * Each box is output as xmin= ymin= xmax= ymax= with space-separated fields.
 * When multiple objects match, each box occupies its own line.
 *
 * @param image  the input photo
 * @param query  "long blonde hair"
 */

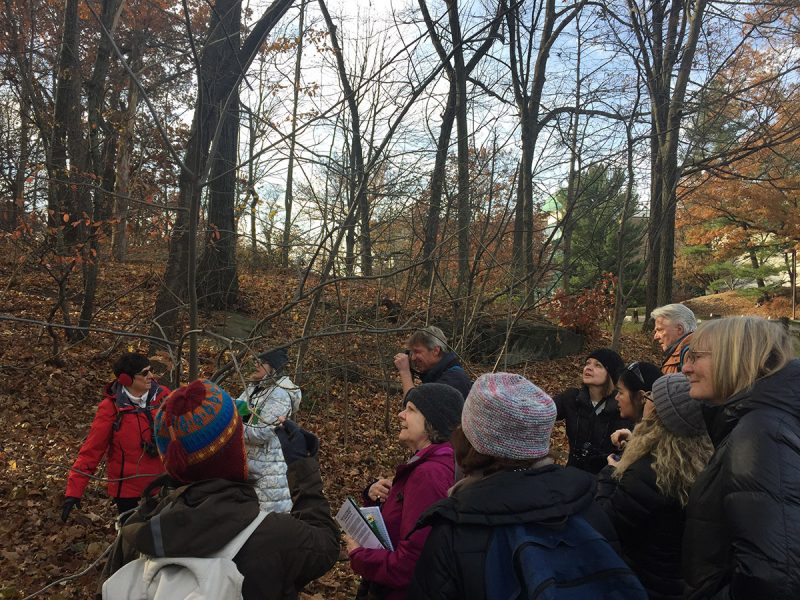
xmin=691 ymin=316 xmax=793 ymax=402
xmin=614 ymin=413 xmax=713 ymax=507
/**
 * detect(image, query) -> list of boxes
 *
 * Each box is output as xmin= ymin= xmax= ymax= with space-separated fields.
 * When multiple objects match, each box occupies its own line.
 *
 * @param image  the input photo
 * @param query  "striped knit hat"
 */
xmin=154 ymin=379 xmax=248 ymax=483
xmin=461 ymin=373 xmax=556 ymax=459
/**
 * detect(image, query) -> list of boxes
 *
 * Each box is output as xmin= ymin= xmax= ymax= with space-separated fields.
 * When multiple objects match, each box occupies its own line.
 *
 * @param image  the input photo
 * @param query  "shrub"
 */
xmin=544 ymin=273 xmax=617 ymax=338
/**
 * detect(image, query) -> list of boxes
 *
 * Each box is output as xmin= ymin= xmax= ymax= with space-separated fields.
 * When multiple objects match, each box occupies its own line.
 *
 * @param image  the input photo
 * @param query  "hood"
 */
xmin=119 ymin=479 xmax=259 ymax=557
xmin=276 ymin=375 xmax=302 ymax=414
xmin=729 ymin=358 xmax=800 ymax=421
xmin=418 ymin=464 xmax=596 ymax=528
xmin=423 ymin=351 xmax=461 ymax=379
xmin=704 ymin=359 xmax=800 ymax=446
xmin=105 ymin=379 xmax=163 ymax=410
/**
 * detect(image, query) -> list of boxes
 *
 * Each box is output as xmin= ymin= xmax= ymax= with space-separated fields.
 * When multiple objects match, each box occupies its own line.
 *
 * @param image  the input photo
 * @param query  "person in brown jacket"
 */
xmin=99 ymin=379 xmax=338 ymax=600
xmin=651 ymin=304 xmax=696 ymax=374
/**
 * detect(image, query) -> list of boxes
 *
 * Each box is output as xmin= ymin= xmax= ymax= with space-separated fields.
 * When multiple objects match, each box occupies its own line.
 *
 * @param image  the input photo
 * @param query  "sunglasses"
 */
xmin=626 ymin=362 xmax=644 ymax=385
xmin=134 ymin=367 xmax=153 ymax=377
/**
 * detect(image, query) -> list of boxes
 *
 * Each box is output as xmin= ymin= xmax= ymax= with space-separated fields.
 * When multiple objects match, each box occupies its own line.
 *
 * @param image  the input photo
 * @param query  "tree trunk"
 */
xmin=748 ymin=248 xmax=766 ymax=288
xmin=561 ymin=35 xmax=582 ymax=292
xmin=112 ymin=40 xmax=143 ymax=262
xmin=637 ymin=0 xmax=708 ymax=318
xmin=282 ymin=0 xmax=306 ymax=268
xmin=447 ymin=0 xmax=470 ymax=319
xmin=7 ymin=104 xmax=30 ymax=230
xmin=79 ymin=129 xmax=118 ymax=333
xmin=197 ymin=86 xmax=241 ymax=309
xmin=150 ymin=0 xmax=297 ymax=372
xmin=505 ymin=0 xmax=584 ymax=287
xmin=318 ymin=0 xmax=370 ymax=276
xmin=420 ymin=80 xmax=456 ymax=285
xmin=49 ymin=0 xmax=90 ymax=248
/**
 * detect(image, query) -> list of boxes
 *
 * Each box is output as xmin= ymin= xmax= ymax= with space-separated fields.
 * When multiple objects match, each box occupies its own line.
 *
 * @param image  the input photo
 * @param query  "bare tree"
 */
xmin=282 ymin=0 xmax=307 ymax=267
xmin=150 ymin=0 xmax=297 ymax=379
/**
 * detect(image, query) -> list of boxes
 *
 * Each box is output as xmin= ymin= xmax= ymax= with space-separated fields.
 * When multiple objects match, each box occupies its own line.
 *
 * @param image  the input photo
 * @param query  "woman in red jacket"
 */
xmin=61 ymin=352 xmax=169 ymax=521
xmin=346 ymin=383 xmax=464 ymax=600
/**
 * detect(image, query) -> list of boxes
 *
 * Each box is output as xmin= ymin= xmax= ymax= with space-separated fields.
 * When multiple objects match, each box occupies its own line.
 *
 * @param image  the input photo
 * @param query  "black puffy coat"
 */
xmin=406 ymin=464 xmax=620 ymax=600
xmin=596 ymin=457 xmax=686 ymax=599
xmin=554 ymin=386 xmax=633 ymax=474
xmin=683 ymin=359 xmax=800 ymax=599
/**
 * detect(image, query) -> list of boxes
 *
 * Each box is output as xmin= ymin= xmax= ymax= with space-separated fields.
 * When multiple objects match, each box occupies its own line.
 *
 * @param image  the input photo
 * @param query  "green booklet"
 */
xmin=335 ymin=496 xmax=394 ymax=551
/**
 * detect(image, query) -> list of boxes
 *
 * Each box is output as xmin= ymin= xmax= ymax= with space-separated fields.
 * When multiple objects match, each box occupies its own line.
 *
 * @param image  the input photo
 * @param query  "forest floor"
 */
xmin=0 ymin=246 xmax=785 ymax=599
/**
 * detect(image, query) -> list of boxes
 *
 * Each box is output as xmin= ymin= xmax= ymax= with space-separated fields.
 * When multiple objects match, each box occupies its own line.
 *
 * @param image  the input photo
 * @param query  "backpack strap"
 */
xmin=679 ymin=343 xmax=691 ymax=370
xmin=216 ymin=512 xmax=268 ymax=561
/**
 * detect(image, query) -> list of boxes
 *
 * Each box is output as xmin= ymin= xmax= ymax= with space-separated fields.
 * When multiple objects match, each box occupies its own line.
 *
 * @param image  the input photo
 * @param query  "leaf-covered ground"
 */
xmin=6 ymin=246 xmax=762 ymax=599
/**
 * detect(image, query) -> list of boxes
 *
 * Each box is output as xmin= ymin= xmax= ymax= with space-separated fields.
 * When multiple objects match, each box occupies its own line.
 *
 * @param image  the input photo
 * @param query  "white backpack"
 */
xmin=102 ymin=512 xmax=267 ymax=600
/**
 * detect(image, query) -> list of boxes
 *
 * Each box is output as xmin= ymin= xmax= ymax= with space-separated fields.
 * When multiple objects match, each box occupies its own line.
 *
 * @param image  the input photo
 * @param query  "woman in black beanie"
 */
xmin=553 ymin=348 xmax=633 ymax=473
xmin=346 ymin=383 xmax=464 ymax=600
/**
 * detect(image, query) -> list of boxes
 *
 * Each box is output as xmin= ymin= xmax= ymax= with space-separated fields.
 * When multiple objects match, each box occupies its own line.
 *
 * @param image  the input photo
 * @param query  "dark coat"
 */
xmin=350 ymin=443 xmax=455 ymax=600
xmin=554 ymin=386 xmax=633 ymax=473
xmin=596 ymin=456 xmax=686 ymax=599
xmin=683 ymin=359 xmax=800 ymax=600
xmin=66 ymin=380 xmax=169 ymax=499
xmin=420 ymin=351 xmax=472 ymax=399
xmin=407 ymin=464 xmax=620 ymax=600
xmin=99 ymin=457 xmax=339 ymax=600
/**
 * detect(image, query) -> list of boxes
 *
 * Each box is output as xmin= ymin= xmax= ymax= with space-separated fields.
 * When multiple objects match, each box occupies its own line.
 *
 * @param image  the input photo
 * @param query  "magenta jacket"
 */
xmin=349 ymin=442 xmax=455 ymax=599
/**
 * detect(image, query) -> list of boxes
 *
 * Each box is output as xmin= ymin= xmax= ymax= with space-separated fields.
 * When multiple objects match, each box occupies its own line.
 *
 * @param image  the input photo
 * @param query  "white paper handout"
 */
xmin=335 ymin=497 xmax=394 ymax=550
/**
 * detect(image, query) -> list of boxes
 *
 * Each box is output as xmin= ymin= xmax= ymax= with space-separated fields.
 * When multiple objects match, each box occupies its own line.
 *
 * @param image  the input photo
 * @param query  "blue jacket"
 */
xmin=420 ymin=351 xmax=472 ymax=399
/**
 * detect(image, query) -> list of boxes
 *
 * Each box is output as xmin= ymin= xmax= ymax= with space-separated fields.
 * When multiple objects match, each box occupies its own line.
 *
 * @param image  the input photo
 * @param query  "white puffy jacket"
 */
xmin=237 ymin=375 xmax=302 ymax=514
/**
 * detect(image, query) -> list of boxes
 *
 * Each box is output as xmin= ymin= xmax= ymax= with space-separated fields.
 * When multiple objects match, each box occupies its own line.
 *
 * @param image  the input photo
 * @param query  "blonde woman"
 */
xmin=596 ymin=374 xmax=712 ymax=599
xmin=681 ymin=316 xmax=800 ymax=599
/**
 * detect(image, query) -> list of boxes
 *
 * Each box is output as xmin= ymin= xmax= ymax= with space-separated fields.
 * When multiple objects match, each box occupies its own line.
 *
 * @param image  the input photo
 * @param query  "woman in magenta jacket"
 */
xmin=61 ymin=353 xmax=170 ymax=521
xmin=346 ymin=383 xmax=464 ymax=600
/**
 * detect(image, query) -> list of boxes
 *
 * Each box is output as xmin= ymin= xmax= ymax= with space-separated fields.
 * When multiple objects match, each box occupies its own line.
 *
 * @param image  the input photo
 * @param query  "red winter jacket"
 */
xmin=65 ymin=380 xmax=169 ymax=500
xmin=349 ymin=443 xmax=455 ymax=599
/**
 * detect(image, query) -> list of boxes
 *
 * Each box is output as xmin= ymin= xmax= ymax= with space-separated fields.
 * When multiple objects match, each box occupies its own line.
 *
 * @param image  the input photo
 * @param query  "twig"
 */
xmin=22 ymin=540 xmax=113 ymax=600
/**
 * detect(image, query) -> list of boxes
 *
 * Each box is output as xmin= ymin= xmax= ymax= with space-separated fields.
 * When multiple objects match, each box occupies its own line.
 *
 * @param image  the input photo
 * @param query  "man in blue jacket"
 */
xmin=394 ymin=326 xmax=472 ymax=399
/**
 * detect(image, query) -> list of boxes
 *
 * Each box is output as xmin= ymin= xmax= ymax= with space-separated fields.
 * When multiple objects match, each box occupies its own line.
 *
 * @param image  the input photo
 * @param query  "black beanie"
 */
xmin=587 ymin=348 xmax=625 ymax=384
xmin=619 ymin=361 xmax=663 ymax=393
xmin=405 ymin=383 xmax=464 ymax=440
xmin=257 ymin=348 xmax=289 ymax=371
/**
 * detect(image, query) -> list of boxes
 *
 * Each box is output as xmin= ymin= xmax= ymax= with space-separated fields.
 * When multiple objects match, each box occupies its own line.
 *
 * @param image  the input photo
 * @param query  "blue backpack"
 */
xmin=485 ymin=516 xmax=647 ymax=600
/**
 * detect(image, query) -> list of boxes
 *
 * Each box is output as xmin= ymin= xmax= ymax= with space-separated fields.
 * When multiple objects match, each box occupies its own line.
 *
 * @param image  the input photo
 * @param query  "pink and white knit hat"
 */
xmin=461 ymin=372 xmax=556 ymax=459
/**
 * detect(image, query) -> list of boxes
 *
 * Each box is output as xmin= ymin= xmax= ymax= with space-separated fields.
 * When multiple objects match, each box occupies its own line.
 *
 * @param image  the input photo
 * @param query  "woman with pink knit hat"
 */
xmin=408 ymin=372 xmax=644 ymax=600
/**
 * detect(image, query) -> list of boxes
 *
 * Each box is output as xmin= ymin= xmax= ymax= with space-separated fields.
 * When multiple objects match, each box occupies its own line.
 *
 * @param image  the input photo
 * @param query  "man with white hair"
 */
xmin=651 ymin=303 xmax=697 ymax=374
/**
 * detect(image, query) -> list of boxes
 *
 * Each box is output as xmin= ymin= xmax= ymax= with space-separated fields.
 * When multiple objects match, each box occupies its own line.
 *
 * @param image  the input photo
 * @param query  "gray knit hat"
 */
xmin=405 ymin=383 xmax=464 ymax=440
xmin=461 ymin=373 xmax=556 ymax=459
xmin=651 ymin=374 xmax=706 ymax=437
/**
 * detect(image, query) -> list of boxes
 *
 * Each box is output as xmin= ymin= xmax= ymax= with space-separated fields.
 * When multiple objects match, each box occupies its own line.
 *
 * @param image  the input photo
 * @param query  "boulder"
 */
xmin=469 ymin=318 xmax=585 ymax=365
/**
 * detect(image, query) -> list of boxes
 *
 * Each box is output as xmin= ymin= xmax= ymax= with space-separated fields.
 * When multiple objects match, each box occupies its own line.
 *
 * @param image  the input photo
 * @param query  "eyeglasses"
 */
xmin=684 ymin=349 xmax=711 ymax=364
xmin=135 ymin=367 xmax=153 ymax=377
xmin=626 ymin=362 xmax=644 ymax=384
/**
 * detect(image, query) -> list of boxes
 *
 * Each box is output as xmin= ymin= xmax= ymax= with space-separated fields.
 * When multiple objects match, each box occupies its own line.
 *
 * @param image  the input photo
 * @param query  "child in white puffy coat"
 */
xmin=235 ymin=348 xmax=302 ymax=513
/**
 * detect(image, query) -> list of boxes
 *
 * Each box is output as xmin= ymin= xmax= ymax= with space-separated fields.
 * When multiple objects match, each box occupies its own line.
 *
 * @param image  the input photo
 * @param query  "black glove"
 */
xmin=61 ymin=497 xmax=81 ymax=522
xmin=274 ymin=419 xmax=319 ymax=465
